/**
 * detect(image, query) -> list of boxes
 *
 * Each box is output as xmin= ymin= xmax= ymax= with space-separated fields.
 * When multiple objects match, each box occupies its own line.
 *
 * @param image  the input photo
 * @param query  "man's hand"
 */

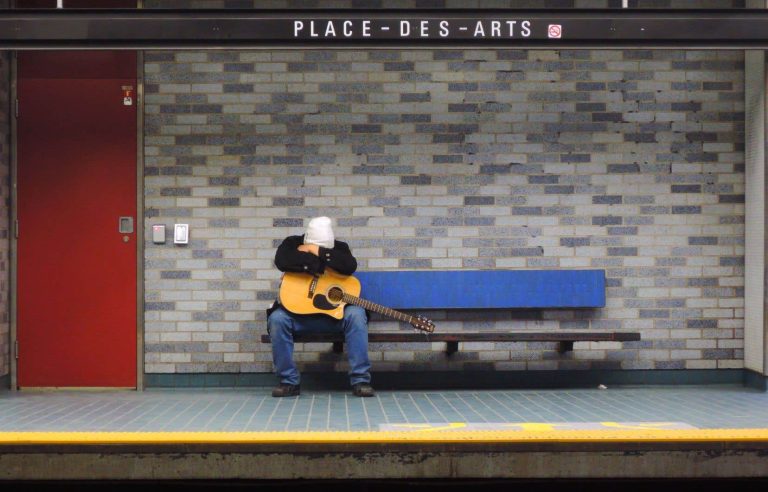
xmin=298 ymin=244 xmax=320 ymax=256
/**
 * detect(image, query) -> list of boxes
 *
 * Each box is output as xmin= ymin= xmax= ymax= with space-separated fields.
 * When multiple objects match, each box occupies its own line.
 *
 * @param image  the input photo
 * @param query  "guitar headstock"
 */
xmin=410 ymin=315 xmax=435 ymax=333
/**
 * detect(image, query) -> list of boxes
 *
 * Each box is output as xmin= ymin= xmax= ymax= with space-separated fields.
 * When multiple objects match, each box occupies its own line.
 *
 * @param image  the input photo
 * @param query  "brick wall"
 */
xmin=143 ymin=0 xmax=746 ymax=378
xmin=144 ymin=46 xmax=745 ymax=375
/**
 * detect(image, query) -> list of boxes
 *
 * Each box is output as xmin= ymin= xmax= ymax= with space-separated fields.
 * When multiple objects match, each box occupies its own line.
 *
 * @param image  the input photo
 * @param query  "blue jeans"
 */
xmin=267 ymin=305 xmax=372 ymax=386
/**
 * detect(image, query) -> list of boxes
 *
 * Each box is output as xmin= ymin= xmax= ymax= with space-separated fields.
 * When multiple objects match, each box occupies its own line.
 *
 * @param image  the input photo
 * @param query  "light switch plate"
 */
xmin=174 ymin=224 xmax=189 ymax=244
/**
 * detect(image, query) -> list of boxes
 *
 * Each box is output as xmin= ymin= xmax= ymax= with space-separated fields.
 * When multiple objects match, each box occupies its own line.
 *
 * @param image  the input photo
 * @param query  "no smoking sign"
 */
xmin=548 ymin=24 xmax=562 ymax=38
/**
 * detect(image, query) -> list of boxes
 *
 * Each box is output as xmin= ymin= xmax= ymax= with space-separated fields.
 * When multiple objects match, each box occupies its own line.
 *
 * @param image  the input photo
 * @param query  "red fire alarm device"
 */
xmin=122 ymin=85 xmax=134 ymax=106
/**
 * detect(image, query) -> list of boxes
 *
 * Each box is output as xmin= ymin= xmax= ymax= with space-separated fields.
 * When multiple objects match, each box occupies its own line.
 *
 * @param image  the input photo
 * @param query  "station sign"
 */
xmin=3 ymin=10 xmax=768 ymax=48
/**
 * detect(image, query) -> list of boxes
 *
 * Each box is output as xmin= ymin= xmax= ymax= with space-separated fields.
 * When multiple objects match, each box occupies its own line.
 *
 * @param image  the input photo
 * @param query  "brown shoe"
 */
xmin=352 ymin=383 xmax=375 ymax=397
xmin=272 ymin=384 xmax=300 ymax=397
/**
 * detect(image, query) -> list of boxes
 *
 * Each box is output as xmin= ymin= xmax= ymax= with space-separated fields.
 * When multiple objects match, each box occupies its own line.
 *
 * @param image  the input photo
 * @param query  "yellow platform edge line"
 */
xmin=1 ymin=429 xmax=768 ymax=444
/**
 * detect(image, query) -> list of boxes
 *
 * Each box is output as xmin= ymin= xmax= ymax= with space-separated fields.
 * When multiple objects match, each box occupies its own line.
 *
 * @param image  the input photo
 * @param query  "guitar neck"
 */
xmin=341 ymin=293 xmax=417 ymax=325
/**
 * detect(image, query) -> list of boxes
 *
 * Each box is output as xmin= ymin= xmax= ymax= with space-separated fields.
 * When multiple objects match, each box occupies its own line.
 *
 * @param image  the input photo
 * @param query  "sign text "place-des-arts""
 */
xmin=293 ymin=19 xmax=533 ymax=39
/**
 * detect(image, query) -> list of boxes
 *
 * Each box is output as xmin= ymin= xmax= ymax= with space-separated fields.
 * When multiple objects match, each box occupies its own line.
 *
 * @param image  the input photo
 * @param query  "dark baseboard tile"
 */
xmin=144 ymin=369 xmax=756 ymax=390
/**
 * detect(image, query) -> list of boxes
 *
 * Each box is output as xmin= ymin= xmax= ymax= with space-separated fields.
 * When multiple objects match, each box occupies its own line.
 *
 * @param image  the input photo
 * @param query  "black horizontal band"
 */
xmin=2 ymin=9 xmax=768 ymax=49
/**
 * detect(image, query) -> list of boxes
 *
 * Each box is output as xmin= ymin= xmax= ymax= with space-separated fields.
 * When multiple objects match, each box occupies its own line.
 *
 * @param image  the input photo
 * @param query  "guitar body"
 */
xmin=278 ymin=269 xmax=436 ymax=332
xmin=279 ymin=270 xmax=361 ymax=320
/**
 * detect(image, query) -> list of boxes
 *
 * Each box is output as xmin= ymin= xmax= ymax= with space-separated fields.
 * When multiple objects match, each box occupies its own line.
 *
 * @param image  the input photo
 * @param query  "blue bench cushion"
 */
xmin=354 ymin=270 xmax=606 ymax=309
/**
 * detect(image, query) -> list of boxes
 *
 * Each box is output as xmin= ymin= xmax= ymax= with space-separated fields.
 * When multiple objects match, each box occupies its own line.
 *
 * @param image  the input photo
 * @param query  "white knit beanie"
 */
xmin=304 ymin=216 xmax=335 ymax=249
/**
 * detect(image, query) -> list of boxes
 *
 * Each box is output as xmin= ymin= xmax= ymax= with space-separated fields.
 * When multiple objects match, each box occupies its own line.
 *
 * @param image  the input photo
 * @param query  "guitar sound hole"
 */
xmin=327 ymin=286 xmax=344 ymax=303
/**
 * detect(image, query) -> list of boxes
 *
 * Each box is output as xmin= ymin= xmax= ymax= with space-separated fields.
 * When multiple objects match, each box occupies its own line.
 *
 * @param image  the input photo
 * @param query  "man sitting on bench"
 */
xmin=267 ymin=216 xmax=375 ymax=398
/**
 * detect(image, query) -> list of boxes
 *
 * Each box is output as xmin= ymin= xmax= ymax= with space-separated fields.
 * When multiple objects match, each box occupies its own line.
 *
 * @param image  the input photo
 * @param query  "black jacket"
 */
xmin=268 ymin=235 xmax=358 ymax=318
xmin=274 ymin=235 xmax=357 ymax=276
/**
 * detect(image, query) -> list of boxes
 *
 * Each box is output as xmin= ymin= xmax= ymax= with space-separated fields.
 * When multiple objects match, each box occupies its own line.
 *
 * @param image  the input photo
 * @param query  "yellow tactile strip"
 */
xmin=1 ymin=429 xmax=768 ymax=444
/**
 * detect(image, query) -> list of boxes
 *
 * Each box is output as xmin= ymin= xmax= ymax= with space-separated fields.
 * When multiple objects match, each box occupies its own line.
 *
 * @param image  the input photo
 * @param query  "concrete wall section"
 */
xmin=143 ymin=48 xmax=745 ymax=375
xmin=744 ymin=50 xmax=765 ymax=374
xmin=3 ymin=446 xmax=768 ymax=480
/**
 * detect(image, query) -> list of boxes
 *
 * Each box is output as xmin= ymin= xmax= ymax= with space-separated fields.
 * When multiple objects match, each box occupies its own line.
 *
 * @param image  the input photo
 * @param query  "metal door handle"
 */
xmin=119 ymin=217 xmax=134 ymax=234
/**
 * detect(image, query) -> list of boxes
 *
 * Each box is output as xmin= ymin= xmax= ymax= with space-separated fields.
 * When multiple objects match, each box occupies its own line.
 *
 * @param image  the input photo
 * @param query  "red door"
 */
xmin=17 ymin=51 xmax=137 ymax=388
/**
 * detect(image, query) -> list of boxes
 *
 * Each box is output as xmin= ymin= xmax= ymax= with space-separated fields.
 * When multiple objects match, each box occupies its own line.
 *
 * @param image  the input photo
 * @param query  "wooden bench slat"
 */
xmin=261 ymin=332 xmax=641 ymax=343
xmin=261 ymin=331 xmax=640 ymax=355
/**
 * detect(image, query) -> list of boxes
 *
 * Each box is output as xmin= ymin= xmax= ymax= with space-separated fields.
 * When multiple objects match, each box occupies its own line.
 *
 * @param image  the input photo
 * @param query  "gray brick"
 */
xmin=687 ymin=278 xmax=718 ymax=287
xmin=161 ymin=271 xmax=192 ymax=279
xmin=561 ymin=237 xmax=590 ymax=247
xmin=448 ymin=103 xmax=478 ymax=113
xmin=146 ymin=343 xmax=207 ymax=354
xmin=193 ymin=250 xmax=224 ymax=259
xmin=193 ymin=312 xmax=224 ymax=322
xmin=146 ymin=302 xmax=175 ymax=311
xmin=719 ymin=194 xmax=745 ymax=204
xmin=607 ymin=227 xmax=638 ymax=235
xmin=672 ymin=185 xmax=702 ymax=193
xmin=160 ymin=187 xmax=192 ymax=197
xmin=608 ymin=164 xmax=640 ymax=173
xmin=400 ymin=259 xmax=432 ymax=268
xmin=593 ymin=216 xmax=623 ymax=226
xmin=545 ymin=185 xmax=575 ymax=194
xmin=608 ymin=247 xmax=638 ymax=256
xmin=464 ymin=196 xmax=495 ymax=205
xmin=592 ymin=195 xmax=622 ymax=205
xmin=703 ymin=349 xmax=734 ymax=360
xmin=513 ymin=207 xmax=543 ymax=216
xmin=208 ymin=198 xmax=240 ymax=207
xmin=209 ymin=177 xmax=240 ymax=186
xmin=384 ymin=62 xmax=415 ymax=71
xmin=688 ymin=237 xmax=718 ymax=246
xmin=655 ymin=361 xmax=686 ymax=370
xmin=224 ymin=84 xmax=253 ymax=93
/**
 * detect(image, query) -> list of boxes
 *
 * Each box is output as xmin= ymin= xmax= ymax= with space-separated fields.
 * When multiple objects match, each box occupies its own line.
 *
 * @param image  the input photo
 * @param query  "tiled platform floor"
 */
xmin=1 ymin=385 xmax=766 ymax=432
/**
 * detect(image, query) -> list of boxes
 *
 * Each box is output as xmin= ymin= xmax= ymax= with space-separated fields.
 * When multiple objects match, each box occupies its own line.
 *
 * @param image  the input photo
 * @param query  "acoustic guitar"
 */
xmin=279 ymin=269 xmax=436 ymax=333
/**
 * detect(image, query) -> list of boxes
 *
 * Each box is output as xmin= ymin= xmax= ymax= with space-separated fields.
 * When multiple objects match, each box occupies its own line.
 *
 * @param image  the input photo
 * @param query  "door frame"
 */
xmin=9 ymin=50 xmax=146 ymax=391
